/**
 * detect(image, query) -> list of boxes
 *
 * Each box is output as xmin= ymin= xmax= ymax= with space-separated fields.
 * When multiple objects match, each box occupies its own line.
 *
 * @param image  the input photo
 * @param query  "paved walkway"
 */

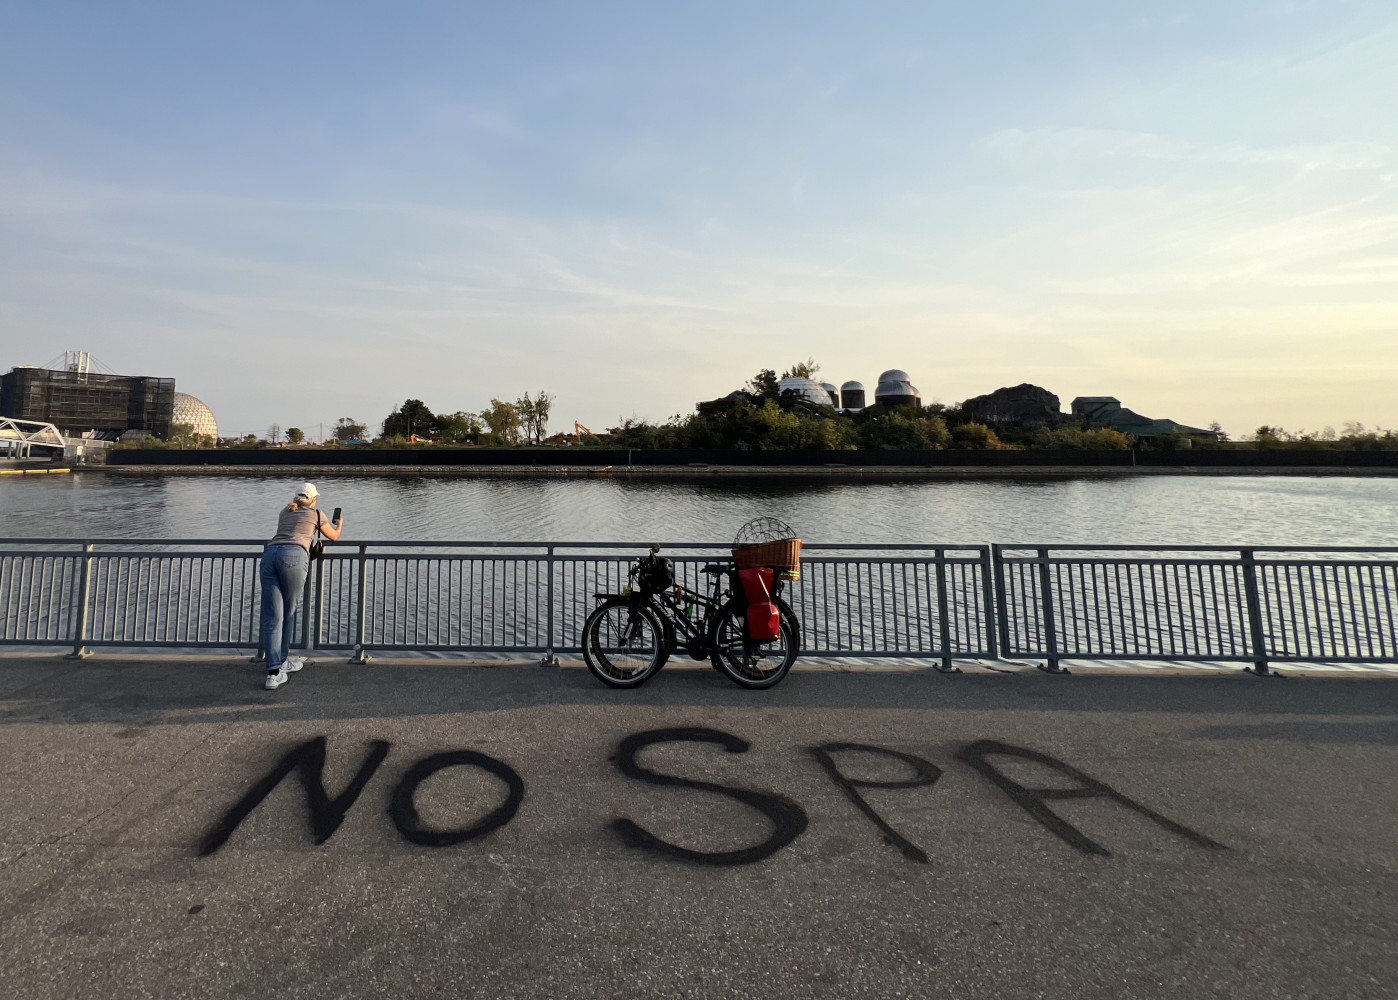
xmin=2 ymin=655 xmax=1395 ymax=999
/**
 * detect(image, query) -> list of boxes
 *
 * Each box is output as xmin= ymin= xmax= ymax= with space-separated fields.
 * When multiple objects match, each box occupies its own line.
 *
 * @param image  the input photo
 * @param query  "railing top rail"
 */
xmin=0 ymin=537 xmax=990 ymax=552
xmin=996 ymin=543 xmax=1398 ymax=554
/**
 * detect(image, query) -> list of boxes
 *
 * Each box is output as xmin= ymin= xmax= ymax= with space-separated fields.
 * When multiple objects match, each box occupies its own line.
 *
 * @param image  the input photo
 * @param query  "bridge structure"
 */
xmin=0 ymin=416 xmax=66 ymax=459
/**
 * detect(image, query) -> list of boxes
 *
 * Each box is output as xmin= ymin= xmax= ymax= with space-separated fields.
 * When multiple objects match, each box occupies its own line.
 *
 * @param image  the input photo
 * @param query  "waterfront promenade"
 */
xmin=1 ymin=654 xmax=1394 ymax=999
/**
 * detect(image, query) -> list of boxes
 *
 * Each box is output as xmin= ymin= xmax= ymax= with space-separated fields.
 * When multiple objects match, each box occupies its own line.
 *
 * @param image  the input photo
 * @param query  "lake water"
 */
xmin=2 ymin=472 xmax=1397 ymax=547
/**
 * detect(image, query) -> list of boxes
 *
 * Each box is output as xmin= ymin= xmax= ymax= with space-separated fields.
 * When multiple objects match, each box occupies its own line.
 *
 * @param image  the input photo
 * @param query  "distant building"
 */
xmin=1071 ymin=396 xmax=1219 ymax=440
xmin=961 ymin=384 xmax=1065 ymax=428
xmin=777 ymin=376 xmax=837 ymax=407
xmin=1 ymin=354 xmax=177 ymax=440
xmin=172 ymin=392 xmax=219 ymax=440
xmin=873 ymin=370 xmax=921 ymax=409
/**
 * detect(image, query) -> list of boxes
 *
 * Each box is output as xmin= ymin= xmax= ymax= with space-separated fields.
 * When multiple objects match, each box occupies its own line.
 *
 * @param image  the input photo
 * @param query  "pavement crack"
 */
xmin=0 ymin=725 xmax=222 ymax=871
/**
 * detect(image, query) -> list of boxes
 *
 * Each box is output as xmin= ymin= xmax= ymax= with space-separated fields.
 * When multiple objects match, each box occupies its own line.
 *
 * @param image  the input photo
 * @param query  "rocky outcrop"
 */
xmin=960 ymin=384 xmax=1066 ymax=428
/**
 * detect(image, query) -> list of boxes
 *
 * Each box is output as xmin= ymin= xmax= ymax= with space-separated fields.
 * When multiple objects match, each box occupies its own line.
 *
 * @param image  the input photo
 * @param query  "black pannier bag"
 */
xmin=635 ymin=554 xmax=675 ymax=593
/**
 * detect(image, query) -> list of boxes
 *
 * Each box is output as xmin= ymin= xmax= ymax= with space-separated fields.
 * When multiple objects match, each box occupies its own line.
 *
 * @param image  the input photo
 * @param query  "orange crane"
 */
xmin=574 ymin=421 xmax=593 ymax=444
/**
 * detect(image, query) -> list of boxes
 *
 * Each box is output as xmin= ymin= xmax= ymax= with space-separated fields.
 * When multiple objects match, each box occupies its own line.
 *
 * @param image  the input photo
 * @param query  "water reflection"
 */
xmin=1 ymin=472 xmax=1396 ymax=546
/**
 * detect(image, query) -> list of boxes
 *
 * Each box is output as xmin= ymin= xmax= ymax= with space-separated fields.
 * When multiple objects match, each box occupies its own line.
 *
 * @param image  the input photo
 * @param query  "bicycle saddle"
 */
xmin=701 ymin=563 xmax=731 ymax=575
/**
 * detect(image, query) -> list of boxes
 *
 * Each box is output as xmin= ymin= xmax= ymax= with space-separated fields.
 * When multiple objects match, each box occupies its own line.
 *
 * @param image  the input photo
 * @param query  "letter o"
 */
xmin=389 ymin=750 xmax=524 ymax=847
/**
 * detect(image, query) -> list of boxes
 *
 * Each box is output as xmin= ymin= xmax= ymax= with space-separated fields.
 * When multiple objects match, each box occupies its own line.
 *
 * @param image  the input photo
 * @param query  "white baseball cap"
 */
xmin=296 ymin=482 xmax=319 ymax=500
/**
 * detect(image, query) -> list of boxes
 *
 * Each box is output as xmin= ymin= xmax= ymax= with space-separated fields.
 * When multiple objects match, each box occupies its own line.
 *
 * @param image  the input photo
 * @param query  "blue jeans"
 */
xmin=260 ymin=544 xmax=309 ymax=670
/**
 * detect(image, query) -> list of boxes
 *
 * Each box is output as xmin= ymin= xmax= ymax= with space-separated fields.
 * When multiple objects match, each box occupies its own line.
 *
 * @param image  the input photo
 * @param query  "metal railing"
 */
xmin=994 ymin=545 xmax=1398 ymax=673
xmin=0 ymin=540 xmax=996 ymax=665
xmin=3 ymin=538 xmax=1396 ymax=673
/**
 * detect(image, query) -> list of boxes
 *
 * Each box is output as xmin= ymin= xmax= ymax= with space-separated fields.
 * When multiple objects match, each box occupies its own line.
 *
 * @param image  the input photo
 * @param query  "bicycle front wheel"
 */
xmin=581 ymin=599 xmax=665 ymax=688
xmin=708 ymin=596 xmax=800 ymax=689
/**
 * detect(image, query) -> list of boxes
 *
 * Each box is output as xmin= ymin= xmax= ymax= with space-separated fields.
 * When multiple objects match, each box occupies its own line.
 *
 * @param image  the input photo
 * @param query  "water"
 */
xmin=2 ymin=472 xmax=1397 ymax=546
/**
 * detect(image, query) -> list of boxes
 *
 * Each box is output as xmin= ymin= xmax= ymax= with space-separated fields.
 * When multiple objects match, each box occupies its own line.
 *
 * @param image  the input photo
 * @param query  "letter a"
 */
xmin=955 ymin=740 xmax=1226 ymax=857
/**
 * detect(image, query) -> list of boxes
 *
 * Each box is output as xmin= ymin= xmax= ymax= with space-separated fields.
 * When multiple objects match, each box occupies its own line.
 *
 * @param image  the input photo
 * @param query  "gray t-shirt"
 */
xmin=267 ymin=506 xmax=325 ymax=552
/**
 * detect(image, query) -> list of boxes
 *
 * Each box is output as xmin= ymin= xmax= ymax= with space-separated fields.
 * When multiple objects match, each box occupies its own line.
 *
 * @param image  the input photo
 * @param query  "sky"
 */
xmin=0 ymin=1 xmax=1395 ymax=441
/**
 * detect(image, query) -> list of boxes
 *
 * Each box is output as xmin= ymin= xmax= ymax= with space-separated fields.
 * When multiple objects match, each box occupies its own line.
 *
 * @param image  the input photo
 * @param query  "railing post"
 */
xmin=1037 ymin=547 xmax=1067 ymax=674
xmin=539 ymin=545 xmax=559 ymax=667
xmin=351 ymin=544 xmax=371 ymax=663
xmin=304 ymin=554 xmax=320 ymax=654
xmin=250 ymin=554 xmax=265 ymax=662
xmin=66 ymin=542 xmax=93 ymax=659
xmin=983 ymin=545 xmax=1000 ymax=660
xmin=1240 ymin=548 xmax=1273 ymax=676
xmin=933 ymin=547 xmax=959 ymax=673
xmin=993 ymin=544 xmax=1014 ymax=658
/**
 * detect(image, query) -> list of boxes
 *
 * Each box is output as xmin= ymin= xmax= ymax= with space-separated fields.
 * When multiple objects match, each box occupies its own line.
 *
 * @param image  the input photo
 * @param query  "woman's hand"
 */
xmin=321 ymin=513 xmax=344 ymax=542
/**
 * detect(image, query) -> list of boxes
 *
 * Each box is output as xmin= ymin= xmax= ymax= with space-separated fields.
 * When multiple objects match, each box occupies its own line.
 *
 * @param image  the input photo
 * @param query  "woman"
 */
xmin=260 ymin=482 xmax=343 ymax=690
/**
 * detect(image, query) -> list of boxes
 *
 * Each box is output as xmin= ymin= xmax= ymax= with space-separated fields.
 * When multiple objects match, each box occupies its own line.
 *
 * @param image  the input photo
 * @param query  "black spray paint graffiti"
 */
xmin=389 ymin=751 xmax=525 ymax=847
xmin=809 ymin=743 xmax=942 ymax=864
xmin=198 ymin=736 xmax=390 ymax=857
xmin=954 ymin=739 xmax=1228 ymax=856
xmin=197 ymin=732 xmax=1227 ymax=862
xmin=611 ymin=727 xmax=809 ymax=866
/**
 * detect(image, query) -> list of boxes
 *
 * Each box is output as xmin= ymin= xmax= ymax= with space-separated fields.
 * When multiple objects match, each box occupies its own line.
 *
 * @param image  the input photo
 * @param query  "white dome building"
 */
xmin=874 ymin=371 xmax=922 ymax=409
xmin=171 ymin=392 xmax=218 ymax=440
xmin=776 ymin=376 xmax=837 ymax=407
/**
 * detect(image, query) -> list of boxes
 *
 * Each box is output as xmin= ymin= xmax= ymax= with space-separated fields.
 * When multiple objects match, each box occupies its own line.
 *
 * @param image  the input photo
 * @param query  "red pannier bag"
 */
xmin=737 ymin=567 xmax=781 ymax=642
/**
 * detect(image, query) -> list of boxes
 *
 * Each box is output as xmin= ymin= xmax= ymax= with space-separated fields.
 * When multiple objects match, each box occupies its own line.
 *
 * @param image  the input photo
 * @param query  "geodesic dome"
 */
xmin=172 ymin=392 xmax=218 ymax=439
xmin=777 ymin=376 xmax=836 ymax=406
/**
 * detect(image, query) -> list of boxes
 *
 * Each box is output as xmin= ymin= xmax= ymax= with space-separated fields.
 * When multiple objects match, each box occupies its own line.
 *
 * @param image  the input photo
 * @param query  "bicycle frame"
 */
xmin=593 ymin=551 xmax=790 ymax=661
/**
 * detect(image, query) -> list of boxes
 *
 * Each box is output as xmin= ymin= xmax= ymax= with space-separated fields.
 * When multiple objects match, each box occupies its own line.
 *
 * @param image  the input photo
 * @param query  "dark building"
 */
xmin=1071 ymin=396 xmax=1219 ymax=440
xmin=0 ymin=366 xmax=175 ymax=439
xmin=960 ymin=383 xmax=1066 ymax=428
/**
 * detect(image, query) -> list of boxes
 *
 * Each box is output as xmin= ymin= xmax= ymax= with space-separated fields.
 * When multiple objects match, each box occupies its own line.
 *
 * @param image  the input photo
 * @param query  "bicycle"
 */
xmin=580 ymin=545 xmax=800 ymax=689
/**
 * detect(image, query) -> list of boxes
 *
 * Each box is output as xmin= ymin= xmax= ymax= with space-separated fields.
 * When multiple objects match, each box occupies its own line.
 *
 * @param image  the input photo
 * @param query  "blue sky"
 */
xmin=1 ymin=1 xmax=1395 ymax=439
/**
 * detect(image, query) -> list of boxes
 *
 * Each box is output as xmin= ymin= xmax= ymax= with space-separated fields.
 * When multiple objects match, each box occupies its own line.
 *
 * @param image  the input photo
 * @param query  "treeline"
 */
xmin=129 ymin=363 xmax=1398 ymax=453
xmin=608 ymin=398 xmax=1135 ymax=451
xmin=372 ymin=392 xmax=554 ymax=446
xmin=610 ymin=363 xmax=1136 ymax=452
xmin=1251 ymin=423 xmax=1398 ymax=450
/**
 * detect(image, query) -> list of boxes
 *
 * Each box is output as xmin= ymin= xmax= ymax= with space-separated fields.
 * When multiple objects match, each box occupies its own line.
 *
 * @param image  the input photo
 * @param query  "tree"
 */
xmin=285 ymin=427 xmax=305 ymax=445
xmin=333 ymin=418 xmax=367 ymax=443
xmin=780 ymin=357 xmax=821 ymax=381
xmin=517 ymin=390 xmax=554 ymax=443
xmin=746 ymin=368 xmax=779 ymax=400
xmin=267 ymin=424 xmax=281 ymax=446
xmin=163 ymin=422 xmax=214 ymax=449
xmin=437 ymin=411 xmax=483 ymax=444
xmin=479 ymin=398 xmax=522 ymax=444
xmin=382 ymin=399 xmax=439 ymax=439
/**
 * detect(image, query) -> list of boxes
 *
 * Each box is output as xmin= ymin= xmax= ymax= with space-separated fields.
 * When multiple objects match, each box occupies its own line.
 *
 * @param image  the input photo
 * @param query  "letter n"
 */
xmin=198 ymin=737 xmax=390 ymax=856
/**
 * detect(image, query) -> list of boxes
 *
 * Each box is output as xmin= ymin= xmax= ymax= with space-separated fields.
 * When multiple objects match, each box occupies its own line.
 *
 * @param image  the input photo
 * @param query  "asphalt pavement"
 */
xmin=1 ymin=654 xmax=1395 ymax=999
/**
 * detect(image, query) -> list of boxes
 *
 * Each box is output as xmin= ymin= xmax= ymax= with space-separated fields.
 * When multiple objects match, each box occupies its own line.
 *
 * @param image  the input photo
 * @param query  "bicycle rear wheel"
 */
xmin=582 ymin=600 xmax=665 ymax=688
xmin=708 ymin=596 xmax=800 ymax=689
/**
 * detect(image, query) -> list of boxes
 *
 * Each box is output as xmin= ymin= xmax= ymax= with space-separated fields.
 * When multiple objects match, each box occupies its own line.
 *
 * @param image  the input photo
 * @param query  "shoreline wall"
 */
xmin=105 ymin=446 xmax=1398 ymax=470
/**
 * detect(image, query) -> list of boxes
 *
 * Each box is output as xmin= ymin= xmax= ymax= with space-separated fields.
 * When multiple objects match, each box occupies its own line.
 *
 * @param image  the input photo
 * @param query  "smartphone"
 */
xmin=332 ymin=507 xmax=342 ymax=523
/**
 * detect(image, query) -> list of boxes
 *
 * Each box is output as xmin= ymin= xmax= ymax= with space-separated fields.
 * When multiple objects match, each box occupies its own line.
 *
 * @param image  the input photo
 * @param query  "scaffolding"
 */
xmin=0 ymin=366 xmax=175 ymax=439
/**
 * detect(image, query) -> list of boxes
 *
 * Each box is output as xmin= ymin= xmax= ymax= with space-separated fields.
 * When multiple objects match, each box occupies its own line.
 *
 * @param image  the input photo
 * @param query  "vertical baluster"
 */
xmin=541 ymin=545 xmax=559 ymax=666
xmin=67 ymin=542 xmax=93 ymax=659
xmin=1037 ymin=548 xmax=1065 ymax=674
xmin=351 ymin=544 xmax=370 ymax=663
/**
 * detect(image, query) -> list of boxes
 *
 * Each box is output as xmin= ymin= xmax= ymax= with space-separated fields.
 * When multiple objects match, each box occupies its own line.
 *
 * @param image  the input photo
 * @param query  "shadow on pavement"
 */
xmin=2 ymin=655 xmax=1397 ymax=732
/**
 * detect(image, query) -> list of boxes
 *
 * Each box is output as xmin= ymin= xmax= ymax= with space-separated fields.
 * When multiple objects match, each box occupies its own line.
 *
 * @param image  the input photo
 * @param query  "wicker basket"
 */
xmin=732 ymin=538 xmax=802 ymax=580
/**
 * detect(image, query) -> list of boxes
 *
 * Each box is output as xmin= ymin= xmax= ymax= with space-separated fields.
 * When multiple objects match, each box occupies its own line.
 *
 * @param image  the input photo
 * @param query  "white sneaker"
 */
xmin=264 ymin=668 xmax=289 ymax=690
xmin=285 ymin=657 xmax=308 ymax=673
